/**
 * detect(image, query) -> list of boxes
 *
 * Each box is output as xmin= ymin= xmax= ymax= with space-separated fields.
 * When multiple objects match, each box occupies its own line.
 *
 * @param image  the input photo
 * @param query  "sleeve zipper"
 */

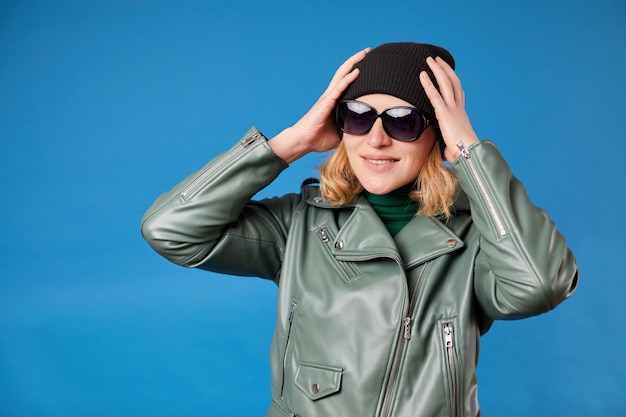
xmin=457 ymin=141 xmax=507 ymax=238
xmin=180 ymin=131 xmax=263 ymax=201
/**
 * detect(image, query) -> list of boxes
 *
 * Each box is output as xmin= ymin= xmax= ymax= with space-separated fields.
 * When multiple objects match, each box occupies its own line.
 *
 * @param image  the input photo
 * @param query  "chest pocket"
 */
xmin=315 ymin=225 xmax=361 ymax=283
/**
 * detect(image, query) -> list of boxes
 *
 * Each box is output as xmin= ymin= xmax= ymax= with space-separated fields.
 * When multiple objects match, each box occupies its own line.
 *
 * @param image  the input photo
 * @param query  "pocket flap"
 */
xmin=294 ymin=362 xmax=343 ymax=401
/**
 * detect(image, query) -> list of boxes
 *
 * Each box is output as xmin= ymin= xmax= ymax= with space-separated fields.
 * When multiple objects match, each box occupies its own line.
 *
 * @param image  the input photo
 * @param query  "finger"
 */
xmin=329 ymin=67 xmax=360 ymax=98
xmin=312 ymin=67 xmax=360 ymax=117
xmin=419 ymin=70 xmax=446 ymax=111
xmin=435 ymin=56 xmax=464 ymax=107
xmin=304 ymin=66 xmax=360 ymax=130
xmin=326 ymin=48 xmax=369 ymax=91
xmin=425 ymin=56 xmax=455 ymax=105
xmin=305 ymin=48 xmax=369 ymax=128
xmin=318 ymin=47 xmax=369 ymax=110
xmin=342 ymin=47 xmax=370 ymax=71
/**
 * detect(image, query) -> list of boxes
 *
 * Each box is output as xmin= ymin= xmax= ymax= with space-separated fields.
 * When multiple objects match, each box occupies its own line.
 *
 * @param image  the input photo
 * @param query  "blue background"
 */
xmin=1 ymin=1 xmax=625 ymax=416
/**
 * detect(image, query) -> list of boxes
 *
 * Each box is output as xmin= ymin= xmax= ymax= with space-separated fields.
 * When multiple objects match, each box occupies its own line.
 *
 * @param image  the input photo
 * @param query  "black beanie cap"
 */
xmin=341 ymin=42 xmax=455 ymax=129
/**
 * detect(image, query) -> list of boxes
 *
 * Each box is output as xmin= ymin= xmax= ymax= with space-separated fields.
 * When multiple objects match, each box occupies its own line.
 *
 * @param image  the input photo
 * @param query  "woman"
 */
xmin=141 ymin=43 xmax=578 ymax=417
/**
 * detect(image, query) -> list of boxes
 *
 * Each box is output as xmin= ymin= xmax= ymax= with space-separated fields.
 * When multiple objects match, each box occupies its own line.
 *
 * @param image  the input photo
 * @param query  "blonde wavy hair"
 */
xmin=318 ymin=140 xmax=458 ymax=219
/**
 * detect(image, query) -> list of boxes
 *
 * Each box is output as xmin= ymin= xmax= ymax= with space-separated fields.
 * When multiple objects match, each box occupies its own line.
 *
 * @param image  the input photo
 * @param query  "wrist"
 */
xmin=268 ymin=127 xmax=310 ymax=164
xmin=444 ymin=138 xmax=478 ymax=163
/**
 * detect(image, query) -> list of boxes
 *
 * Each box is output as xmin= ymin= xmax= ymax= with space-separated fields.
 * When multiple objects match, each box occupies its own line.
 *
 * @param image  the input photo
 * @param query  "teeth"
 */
xmin=368 ymin=159 xmax=395 ymax=165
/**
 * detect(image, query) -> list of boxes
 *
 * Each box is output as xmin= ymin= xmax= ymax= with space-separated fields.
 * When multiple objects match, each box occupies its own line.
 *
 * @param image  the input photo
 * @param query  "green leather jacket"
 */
xmin=141 ymin=127 xmax=578 ymax=417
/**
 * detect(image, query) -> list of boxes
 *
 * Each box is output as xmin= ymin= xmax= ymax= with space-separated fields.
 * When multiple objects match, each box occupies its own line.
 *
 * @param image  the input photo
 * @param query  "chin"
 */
xmin=362 ymin=183 xmax=398 ymax=195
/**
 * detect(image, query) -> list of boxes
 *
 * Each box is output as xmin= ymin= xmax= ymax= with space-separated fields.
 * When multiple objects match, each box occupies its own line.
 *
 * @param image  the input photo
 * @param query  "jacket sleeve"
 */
xmin=140 ymin=127 xmax=299 ymax=282
xmin=452 ymin=140 xmax=578 ymax=320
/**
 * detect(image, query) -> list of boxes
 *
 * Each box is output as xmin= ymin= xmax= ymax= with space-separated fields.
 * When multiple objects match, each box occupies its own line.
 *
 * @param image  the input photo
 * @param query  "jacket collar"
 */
xmin=307 ymin=193 xmax=466 ymax=267
xmin=394 ymin=214 xmax=465 ymax=269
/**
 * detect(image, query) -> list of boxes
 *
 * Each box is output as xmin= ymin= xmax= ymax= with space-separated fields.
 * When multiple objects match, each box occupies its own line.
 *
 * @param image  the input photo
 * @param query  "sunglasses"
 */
xmin=336 ymin=100 xmax=431 ymax=142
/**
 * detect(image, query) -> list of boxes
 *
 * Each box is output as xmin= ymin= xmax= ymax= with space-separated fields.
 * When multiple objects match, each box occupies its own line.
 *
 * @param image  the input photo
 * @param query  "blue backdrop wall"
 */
xmin=1 ymin=1 xmax=625 ymax=416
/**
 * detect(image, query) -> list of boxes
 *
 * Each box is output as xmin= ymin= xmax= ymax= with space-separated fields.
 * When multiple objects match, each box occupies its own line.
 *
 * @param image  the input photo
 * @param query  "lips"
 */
xmin=366 ymin=159 xmax=396 ymax=165
xmin=362 ymin=154 xmax=399 ymax=165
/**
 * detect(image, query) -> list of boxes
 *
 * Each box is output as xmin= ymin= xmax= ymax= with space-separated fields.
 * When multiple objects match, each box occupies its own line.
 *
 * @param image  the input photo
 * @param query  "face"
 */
xmin=342 ymin=94 xmax=437 ymax=195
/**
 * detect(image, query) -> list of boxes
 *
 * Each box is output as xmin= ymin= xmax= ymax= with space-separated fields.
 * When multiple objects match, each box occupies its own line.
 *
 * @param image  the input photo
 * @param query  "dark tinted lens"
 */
xmin=339 ymin=101 xmax=377 ymax=135
xmin=381 ymin=107 xmax=424 ymax=141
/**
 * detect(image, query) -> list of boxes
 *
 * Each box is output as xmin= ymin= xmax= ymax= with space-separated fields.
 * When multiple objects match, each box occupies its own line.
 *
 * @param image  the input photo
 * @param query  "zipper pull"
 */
xmin=288 ymin=302 xmax=297 ymax=324
xmin=456 ymin=140 xmax=470 ymax=159
xmin=444 ymin=324 xmax=453 ymax=348
xmin=403 ymin=317 xmax=412 ymax=339
xmin=241 ymin=131 xmax=262 ymax=147
xmin=318 ymin=227 xmax=330 ymax=243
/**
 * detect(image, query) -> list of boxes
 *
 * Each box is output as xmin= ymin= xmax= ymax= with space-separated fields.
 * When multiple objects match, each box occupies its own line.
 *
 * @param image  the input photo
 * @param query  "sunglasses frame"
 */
xmin=336 ymin=99 xmax=431 ymax=142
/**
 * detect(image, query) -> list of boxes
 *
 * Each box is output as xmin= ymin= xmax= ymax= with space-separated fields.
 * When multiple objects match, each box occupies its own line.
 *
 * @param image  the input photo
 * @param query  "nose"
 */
xmin=366 ymin=118 xmax=392 ymax=148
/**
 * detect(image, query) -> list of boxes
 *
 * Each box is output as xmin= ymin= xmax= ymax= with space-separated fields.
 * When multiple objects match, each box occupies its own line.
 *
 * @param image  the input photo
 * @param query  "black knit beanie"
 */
xmin=341 ymin=42 xmax=455 ymax=127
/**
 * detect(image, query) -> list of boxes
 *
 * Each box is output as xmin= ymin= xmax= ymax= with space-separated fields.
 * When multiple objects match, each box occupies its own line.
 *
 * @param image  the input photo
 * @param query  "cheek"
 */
xmin=401 ymin=144 xmax=436 ymax=178
xmin=407 ymin=133 xmax=437 ymax=163
xmin=402 ymin=142 xmax=433 ymax=161
xmin=342 ymin=138 xmax=360 ymax=164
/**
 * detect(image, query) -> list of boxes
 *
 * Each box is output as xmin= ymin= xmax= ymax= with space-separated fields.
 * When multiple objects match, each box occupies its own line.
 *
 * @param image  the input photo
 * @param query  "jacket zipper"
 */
xmin=180 ymin=131 xmax=262 ymax=201
xmin=443 ymin=323 xmax=458 ymax=417
xmin=318 ymin=227 xmax=356 ymax=280
xmin=280 ymin=301 xmax=298 ymax=400
xmin=457 ymin=141 xmax=507 ymax=238
xmin=378 ymin=263 xmax=429 ymax=417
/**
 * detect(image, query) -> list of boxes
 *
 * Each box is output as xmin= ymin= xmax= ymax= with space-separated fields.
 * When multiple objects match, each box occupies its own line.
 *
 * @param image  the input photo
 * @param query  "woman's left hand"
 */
xmin=420 ymin=56 xmax=479 ymax=163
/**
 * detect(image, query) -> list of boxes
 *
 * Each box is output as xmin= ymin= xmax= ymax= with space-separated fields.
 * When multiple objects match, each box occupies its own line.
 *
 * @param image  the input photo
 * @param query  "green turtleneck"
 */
xmin=364 ymin=185 xmax=418 ymax=236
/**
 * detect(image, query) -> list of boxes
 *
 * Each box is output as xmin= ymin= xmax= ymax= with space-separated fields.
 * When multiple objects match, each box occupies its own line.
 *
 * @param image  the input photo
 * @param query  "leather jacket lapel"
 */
xmin=394 ymin=215 xmax=464 ymax=269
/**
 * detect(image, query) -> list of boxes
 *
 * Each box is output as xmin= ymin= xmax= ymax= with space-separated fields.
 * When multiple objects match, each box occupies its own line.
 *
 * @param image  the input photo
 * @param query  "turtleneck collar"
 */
xmin=364 ymin=185 xmax=418 ymax=236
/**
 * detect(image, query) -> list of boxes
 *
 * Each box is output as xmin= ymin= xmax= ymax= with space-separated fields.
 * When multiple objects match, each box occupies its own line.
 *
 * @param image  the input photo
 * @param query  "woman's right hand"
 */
xmin=269 ymin=48 xmax=370 ymax=164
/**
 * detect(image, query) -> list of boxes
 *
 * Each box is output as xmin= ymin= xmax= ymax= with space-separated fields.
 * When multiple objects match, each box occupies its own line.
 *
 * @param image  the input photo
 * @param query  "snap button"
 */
xmin=314 ymin=197 xmax=323 ymax=203
xmin=311 ymin=383 xmax=319 ymax=394
xmin=446 ymin=238 xmax=457 ymax=248
xmin=334 ymin=241 xmax=343 ymax=251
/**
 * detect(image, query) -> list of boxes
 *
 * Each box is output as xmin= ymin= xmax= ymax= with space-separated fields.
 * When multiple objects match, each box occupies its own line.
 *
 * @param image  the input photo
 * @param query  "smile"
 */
xmin=366 ymin=159 xmax=396 ymax=165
